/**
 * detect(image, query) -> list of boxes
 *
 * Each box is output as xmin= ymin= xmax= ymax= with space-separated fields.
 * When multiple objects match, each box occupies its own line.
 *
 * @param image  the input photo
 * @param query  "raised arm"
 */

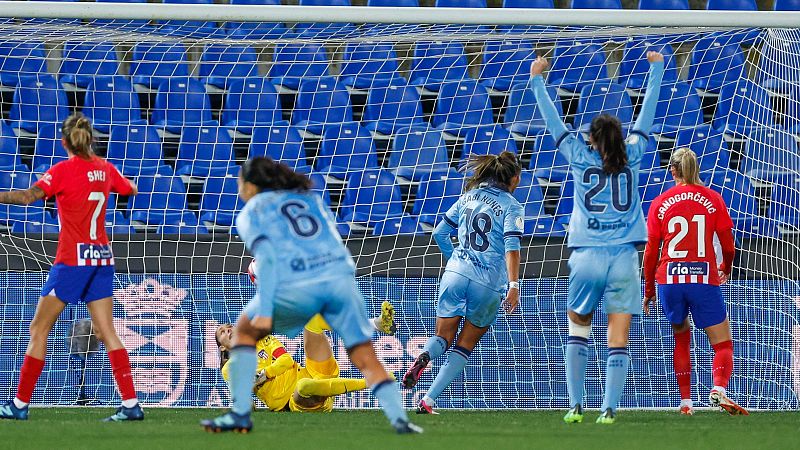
xmin=632 ymin=52 xmax=666 ymax=134
xmin=529 ymin=57 xmax=570 ymax=146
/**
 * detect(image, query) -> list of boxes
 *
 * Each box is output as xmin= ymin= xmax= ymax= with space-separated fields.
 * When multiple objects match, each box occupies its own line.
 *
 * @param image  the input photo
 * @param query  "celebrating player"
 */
xmin=200 ymin=157 xmax=421 ymax=434
xmin=402 ymin=152 xmax=523 ymax=415
xmin=642 ymin=148 xmax=746 ymax=416
xmin=530 ymin=52 xmax=664 ymax=424
xmin=0 ymin=113 xmax=141 ymax=422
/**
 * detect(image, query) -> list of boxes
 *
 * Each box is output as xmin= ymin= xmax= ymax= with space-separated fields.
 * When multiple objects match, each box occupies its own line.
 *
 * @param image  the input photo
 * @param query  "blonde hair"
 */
xmin=463 ymin=151 xmax=521 ymax=192
xmin=669 ymin=147 xmax=702 ymax=186
xmin=62 ymin=113 xmax=94 ymax=159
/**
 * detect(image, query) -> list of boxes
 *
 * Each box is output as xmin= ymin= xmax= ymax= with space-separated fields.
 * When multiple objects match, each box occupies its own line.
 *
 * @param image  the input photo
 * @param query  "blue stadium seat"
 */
xmin=316 ymin=122 xmax=379 ymax=180
xmin=782 ymin=90 xmax=800 ymax=132
xmin=638 ymin=0 xmax=688 ymax=8
xmin=529 ymin=130 xmax=572 ymax=182
xmin=432 ymin=0 xmax=491 ymax=34
xmin=497 ymin=0 xmax=555 ymax=34
xmin=0 ymin=171 xmax=46 ymax=224
xmin=688 ymin=37 xmax=746 ymax=94
xmin=59 ymin=42 xmax=119 ymax=89
xmin=651 ymin=81 xmax=704 ymax=136
xmin=548 ymin=44 xmax=608 ymax=93
xmin=158 ymin=0 xmax=225 ymax=39
xmin=412 ymin=170 xmax=463 ymax=227
xmin=199 ymin=44 xmax=260 ymax=90
xmin=151 ymin=77 xmax=216 ymax=134
xmin=222 ymin=77 xmax=282 ymax=134
xmin=371 ymin=216 xmax=425 ymax=235
xmin=775 ymin=0 xmax=800 ymax=9
xmin=436 ymin=0 xmax=486 ymax=6
xmin=339 ymin=42 xmax=405 ymax=90
xmin=225 ymin=0 xmax=292 ymax=39
xmin=92 ymin=0 xmax=150 ymax=30
xmin=157 ymin=215 xmax=209 ymax=235
xmin=32 ymin=123 xmax=68 ymax=173
xmin=388 ymin=126 xmax=451 ymax=182
xmin=106 ymin=125 xmax=166 ymax=176
xmin=554 ymin=178 xmax=574 ymax=225
xmin=248 ymin=124 xmax=312 ymax=174
xmin=129 ymin=174 xmax=191 ymax=225
xmin=268 ymin=43 xmax=330 ymax=91
xmin=573 ymin=82 xmax=633 ymax=133
xmin=431 ymin=80 xmax=494 ymax=137
xmin=9 ymin=75 xmax=69 ymax=134
xmin=571 ymin=0 xmax=621 ymax=8
xmin=707 ymin=0 xmax=757 ymax=9
xmin=707 ymin=171 xmax=765 ymax=235
xmin=479 ymin=41 xmax=536 ymax=93
xmin=0 ymin=122 xmax=21 ymax=169
xmin=617 ymin=42 xmax=678 ymax=90
xmin=362 ymin=83 xmax=425 ymax=136
xmin=368 ymin=0 xmax=419 ymax=4
xmin=674 ymin=125 xmax=730 ymax=177
xmin=293 ymin=0 xmax=358 ymax=39
xmin=713 ymin=78 xmax=775 ymax=135
xmin=83 ymin=76 xmax=147 ymax=134
xmin=175 ymin=126 xmax=237 ymax=177
xmin=105 ymin=210 xmax=136 ymax=234
xmin=409 ymin=42 xmax=469 ymax=92
xmin=512 ymin=170 xmax=546 ymax=218
xmin=460 ymin=125 xmax=518 ymax=164
xmin=0 ymin=41 xmax=46 ymax=87
xmin=339 ymin=169 xmax=405 ymax=226
xmin=767 ymin=173 xmax=800 ymax=229
xmin=757 ymin=39 xmax=800 ymax=94
xmin=11 ymin=213 xmax=60 ymax=234
xmin=308 ymin=171 xmax=332 ymax=206
xmin=129 ymin=42 xmax=189 ymax=90
xmin=640 ymin=147 xmax=663 ymax=172
xmin=504 ymin=83 xmax=562 ymax=139
xmin=292 ymin=77 xmax=354 ymax=137
xmin=639 ymin=169 xmax=673 ymax=217
xmin=740 ymin=127 xmax=800 ymax=181
xmin=200 ymin=173 xmax=244 ymax=227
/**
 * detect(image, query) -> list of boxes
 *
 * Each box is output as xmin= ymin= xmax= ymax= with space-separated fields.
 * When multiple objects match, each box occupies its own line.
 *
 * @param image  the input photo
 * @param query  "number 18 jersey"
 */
xmin=646 ymin=184 xmax=733 ymax=286
xmin=443 ymin=185 xmax=524 ymax=292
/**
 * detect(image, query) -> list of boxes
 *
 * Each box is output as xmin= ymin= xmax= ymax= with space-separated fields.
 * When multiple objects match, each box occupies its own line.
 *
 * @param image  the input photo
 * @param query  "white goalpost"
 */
xmin=0 ymin=2 xmax=796 ymax=411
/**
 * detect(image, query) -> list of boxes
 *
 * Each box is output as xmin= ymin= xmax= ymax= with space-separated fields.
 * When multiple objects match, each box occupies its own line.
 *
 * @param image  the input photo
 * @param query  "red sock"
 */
xmin=673 ymin=329 xmax=692 ymax=400
xmin=16 ymin=355 xmax=45 ymax=403
xmin=711 ymin=340 xmax=733 ymax=388
xmin=108 ymin=348 xmax=137 ymax=401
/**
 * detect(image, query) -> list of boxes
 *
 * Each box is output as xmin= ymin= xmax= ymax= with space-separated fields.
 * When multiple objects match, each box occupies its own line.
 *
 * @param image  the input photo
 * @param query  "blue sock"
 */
xmin=422 ymin=335 xmax=448 ymax=360
xmin=566 ymin=336 xmax=589 ymax=408
xmin=228 ymin=345 xmax=257 ymax=416
xmin=424 ymin=346 xmax=470 ymax=402
xmin=601 ymin=347 xmax=630 ymax=413
xmin=372 ymin=379 xmax=409 ymax=426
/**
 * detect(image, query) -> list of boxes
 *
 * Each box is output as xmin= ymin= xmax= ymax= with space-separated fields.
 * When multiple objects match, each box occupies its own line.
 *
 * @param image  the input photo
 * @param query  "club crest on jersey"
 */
xmin=114 ymin=279 xmax=189 ymax=406
xmin=515 ymin=217 xmax=524 ymax=229
xmin=76 ymin=244 xmax=113 ymax=266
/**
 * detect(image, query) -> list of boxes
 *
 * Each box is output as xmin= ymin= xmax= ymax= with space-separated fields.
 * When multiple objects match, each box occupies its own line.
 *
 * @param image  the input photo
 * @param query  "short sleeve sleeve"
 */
xmin=108 ymin=163 xmax=133 ymax=196
xmin=557 ymin=134 xmax=582 ymax=163
xmin=503 ymin=202 xmax=524 ymax=252
xmin=33 ymin=164 xmax=61 ymax=199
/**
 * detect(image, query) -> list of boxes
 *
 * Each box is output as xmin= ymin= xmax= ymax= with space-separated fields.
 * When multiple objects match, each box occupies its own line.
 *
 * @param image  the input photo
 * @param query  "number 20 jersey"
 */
xmin=236 ymin=190 xmax=355 ymax=285
xmin=443 ymin=185 xmax=524 ymax=292
xmin=559 ymin=132 xmax=649 ymax=248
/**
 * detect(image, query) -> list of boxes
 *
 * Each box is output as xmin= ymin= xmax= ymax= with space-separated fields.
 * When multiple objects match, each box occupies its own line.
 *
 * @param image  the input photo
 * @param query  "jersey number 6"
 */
xmin=280 ymin=200 xmax=320 ymax=238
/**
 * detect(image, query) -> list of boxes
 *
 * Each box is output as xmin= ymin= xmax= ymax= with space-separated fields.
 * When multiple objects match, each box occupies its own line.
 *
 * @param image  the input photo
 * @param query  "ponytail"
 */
xmin=62 ymin=113 xmax=94 ymax=159
xmin=669 ymin=147 xmax=702 ymax=186
xmin=463 ymin=151 xmax=521 ymax=192
xmin=241 ymin=156 xmax=312 ymax=192
xmin=589 ymin=114 xmax=627 ymax=175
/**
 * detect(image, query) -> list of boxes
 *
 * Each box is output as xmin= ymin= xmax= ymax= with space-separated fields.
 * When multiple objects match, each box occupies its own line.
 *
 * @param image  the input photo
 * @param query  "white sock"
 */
xmin=712 ymin=385 xmax=727 ymax=395
xmin=421 ymin=395 xmax=435 ymax=406
xmin=121 ymin=398 xmax=139 ymax=408
xmin=13 ymin=398 xmax=28 ymax=409
xmin=680 ymin=399 xmax=693 ymax=408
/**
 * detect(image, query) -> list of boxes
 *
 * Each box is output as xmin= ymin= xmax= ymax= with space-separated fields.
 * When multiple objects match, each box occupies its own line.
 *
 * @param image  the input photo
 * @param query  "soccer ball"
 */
xmin=247 ymin=259 xmax=257 ymax=285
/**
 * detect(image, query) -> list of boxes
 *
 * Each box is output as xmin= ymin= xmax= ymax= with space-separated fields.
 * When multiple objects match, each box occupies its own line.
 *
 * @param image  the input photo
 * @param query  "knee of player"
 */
xmin=567 ymin=317 xmax=592 ymax=338
xmin=296 ymin=378 xmax=315 ymax=397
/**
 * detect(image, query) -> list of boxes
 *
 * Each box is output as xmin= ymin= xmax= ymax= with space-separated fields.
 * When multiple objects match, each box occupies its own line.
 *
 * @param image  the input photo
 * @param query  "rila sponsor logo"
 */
xmin=667 ymin=262 xmax=709 ymax=276
xmin=79 ymin=244 xmax=112 ymax=260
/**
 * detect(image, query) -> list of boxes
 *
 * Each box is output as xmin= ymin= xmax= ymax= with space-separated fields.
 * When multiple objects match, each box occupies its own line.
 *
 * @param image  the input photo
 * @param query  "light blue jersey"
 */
xmin=236 ymin=190 xmax=372 ymax=348
xmin=531 ymin=61 xmax=665 ymax=249
xmin=433 ymin=184 xmax=524 ymax=292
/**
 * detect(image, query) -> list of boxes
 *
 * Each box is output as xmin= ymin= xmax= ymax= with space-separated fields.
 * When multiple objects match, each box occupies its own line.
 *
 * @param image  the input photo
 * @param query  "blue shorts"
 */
xmin=657 ymin=283 xmax=727 ymax=329
xmin=568 ymin=244 xmax=642 ymax=315
xmin=41 ymin=263 xmax=115 ymax=304
xmin=437 ymin=271 xmax=503 ymax=328
xmin=243 ymin=275 xmax=373 ymax=349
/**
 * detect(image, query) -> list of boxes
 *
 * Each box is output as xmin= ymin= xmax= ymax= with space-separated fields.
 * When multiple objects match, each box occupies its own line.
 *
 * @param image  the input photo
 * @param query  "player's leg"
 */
xmin=564 ymin=248 xmax=605 ymax=423
xmin=597 ymin=245 xmax=640 ymax=424
xmin=657 ymin=284 xmax=694 ymax=414
xmin=0 ymin=295 xmax=65 ymax=420
xmin=403 ymin=271 xmax=466 ymax=389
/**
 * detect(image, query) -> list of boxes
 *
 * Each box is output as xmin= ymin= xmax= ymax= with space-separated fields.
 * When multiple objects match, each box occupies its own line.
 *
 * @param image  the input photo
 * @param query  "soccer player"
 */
xmin=402 ymin=152 xmax=523 ymax=414
xmin=643 ymin=148 xmax=746 ymax=416
xmin=0 ymin=114 xmax=142 ymax=421
xmin=200 ymin=157 xmax=421 ymax=434
xmin=530 ymin=52 xmax=665 ymax=424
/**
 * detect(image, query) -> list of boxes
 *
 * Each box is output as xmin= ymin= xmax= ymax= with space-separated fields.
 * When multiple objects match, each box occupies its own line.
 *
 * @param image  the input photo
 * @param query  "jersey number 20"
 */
xmin=583 ymin=167 xmax=634 ymax=213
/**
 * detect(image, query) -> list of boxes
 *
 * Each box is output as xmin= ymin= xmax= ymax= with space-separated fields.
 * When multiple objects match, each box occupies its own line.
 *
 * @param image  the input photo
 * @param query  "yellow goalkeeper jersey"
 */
xmin=222 ymin=335 xmax=299 ymax=411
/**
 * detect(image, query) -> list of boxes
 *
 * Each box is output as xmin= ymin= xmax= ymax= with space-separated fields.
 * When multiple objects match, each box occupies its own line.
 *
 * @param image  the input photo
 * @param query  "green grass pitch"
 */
xmin=1 ymin=408 xmax=797 ymax=450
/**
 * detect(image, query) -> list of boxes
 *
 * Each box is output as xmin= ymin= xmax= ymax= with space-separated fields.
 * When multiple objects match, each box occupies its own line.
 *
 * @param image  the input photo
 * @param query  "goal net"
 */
xmin=0 ymin=3 xmax=797 ymax=411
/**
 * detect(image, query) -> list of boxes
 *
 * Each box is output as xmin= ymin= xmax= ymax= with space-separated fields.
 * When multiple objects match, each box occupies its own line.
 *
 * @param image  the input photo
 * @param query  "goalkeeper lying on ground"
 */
xmin=214 ymin=304 xmax=396 ymax=412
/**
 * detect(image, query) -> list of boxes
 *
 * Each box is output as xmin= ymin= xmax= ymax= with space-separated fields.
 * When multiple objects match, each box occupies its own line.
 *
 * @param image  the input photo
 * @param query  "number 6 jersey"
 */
xmin=34 ymin=155 xmax=134 ymax=266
